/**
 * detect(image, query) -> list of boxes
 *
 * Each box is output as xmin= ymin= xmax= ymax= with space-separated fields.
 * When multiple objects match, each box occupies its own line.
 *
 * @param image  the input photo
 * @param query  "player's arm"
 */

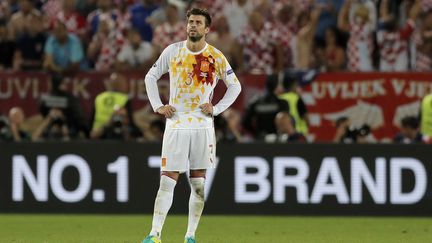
xmin=144 ymin=45 xmax=176 ymax=118
xmin=207 ymin=56 xmax=242 ymax=116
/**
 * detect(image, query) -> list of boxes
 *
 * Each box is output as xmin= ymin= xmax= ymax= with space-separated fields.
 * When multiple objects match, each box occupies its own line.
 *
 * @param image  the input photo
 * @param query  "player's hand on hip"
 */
xmin=199 ymin=103 xmax=213 ymax=116
xmin=157 ymin=105 xmax=176 ymax=118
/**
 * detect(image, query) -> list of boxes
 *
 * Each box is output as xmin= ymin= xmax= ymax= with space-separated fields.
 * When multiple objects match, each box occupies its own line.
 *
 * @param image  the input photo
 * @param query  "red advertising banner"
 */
xmin=1 ymin=71 xmax=430 ymax=141
xmin=302 ymin=72 xmax=432 ymax=142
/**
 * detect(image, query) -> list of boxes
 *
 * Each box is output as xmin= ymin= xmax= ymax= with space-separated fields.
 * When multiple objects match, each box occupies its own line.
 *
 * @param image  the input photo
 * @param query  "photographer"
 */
xmin=394 ymin=116 xmax=423 ymax=144
xmin=90 ymin=72 xmax=142 ymax=140
xmin=32 ymin=108 xmax=70 ymax=141
xmin=0 ymin=107 xmax=31 ymax=142
xmin=39 ymin=74 xmax=89 ymax=138
xmin=334 ymin=116 xmax=374 ymax=143
xmin=92 ymin=106 xmax=142 ymax=141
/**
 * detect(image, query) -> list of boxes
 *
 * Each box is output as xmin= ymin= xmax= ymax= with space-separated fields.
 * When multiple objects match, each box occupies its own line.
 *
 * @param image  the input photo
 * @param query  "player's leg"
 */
xmin=185 ymin=169 xmax=206 ymax=242
xmin=144 ymin=129 xmax=190 ymax=243
xmin=148 ymin=171 xmax=179 ymax=238
xmin=143 ymin=171 xmax=178 ymax=243
xmin=184 ymin=128 xmax=216 ymax=242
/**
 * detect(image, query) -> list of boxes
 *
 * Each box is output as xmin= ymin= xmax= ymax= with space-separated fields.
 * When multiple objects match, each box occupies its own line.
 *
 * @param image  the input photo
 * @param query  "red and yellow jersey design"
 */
xmin=146 ymin=41 xmax=240 ymax=129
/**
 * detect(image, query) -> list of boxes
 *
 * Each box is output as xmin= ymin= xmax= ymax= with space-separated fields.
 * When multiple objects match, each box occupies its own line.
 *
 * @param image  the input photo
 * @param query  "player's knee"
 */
xmin=189 ymin=177 xmax=205 ymax=200
xmin=159 ymin=175 xmax=177 ymax=192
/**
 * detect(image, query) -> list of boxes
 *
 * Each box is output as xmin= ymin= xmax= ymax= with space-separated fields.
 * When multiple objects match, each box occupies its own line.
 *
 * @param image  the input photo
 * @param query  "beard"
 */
xmin=188 ymin=33 xmax=203 ymax=42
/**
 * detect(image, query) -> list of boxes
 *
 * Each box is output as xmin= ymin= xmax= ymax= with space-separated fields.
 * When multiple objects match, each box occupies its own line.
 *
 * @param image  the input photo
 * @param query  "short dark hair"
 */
xmin=401 ymin=116 xmax=419 ymax=129
xmin=265 ymin=74 xmax=278 ymax=93
xmin=186 ymin=8 xmax=211 ymax=27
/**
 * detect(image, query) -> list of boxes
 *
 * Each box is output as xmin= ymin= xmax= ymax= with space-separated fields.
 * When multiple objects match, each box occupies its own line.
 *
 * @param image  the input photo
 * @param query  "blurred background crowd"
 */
xmin=0 ymin=0 xmax=432 ymax=144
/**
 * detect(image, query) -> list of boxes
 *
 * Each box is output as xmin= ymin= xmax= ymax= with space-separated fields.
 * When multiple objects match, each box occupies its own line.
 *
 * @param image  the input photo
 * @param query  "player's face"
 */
xmin=187 ymin=15 xmax=209 ymax=42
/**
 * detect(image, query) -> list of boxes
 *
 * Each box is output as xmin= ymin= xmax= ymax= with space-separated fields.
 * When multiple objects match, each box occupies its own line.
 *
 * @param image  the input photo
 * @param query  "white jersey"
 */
xmin=145 ymin=41 xmax=241 ymax=129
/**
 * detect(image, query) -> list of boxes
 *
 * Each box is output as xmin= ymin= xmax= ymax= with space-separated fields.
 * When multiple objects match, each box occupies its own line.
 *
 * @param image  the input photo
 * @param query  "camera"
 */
xmin=0 ymin=116 xmax=10 ymax=135
xmin=342 ymin=124 xmax=371 ymax=143
xmin=0 ymin=116 xmax=8 ymax=129
xmin=112 ymin=115 xmax=124 ymax=128
xmin=51 ymin=116 xmax=64 ymax=126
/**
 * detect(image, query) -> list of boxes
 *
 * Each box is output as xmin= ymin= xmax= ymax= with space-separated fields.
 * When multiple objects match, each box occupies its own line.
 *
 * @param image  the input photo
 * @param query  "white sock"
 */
xmin=149 ymin=175 xmax=177 ymax=238
xmin=185 ymin=177 xmax=205 ymax=238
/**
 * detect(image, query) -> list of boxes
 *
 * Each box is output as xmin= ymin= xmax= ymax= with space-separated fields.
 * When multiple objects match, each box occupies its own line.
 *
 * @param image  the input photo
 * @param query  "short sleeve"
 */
xmin=70 ymin=35 xmax=84 ymax=63
xmin=44 ymin=36 xmax=54 ymax=55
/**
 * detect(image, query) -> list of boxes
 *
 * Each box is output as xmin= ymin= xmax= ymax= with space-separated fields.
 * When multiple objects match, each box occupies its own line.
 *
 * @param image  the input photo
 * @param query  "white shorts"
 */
xmin=161 ymin=128 xmax=216 ymax=172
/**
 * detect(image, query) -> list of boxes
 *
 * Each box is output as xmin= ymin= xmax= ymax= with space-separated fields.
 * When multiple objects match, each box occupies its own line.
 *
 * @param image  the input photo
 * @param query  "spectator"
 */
xmin=113 ymin=0 xmax=132 ymax=34
xmin=274 ymin=4 xmax=295 ymax=69
xmin=223 ymin=0 xmax=254 ymax=38
xmin=292 ymin=5 xmax=322 ymax=69
xmin=43 ymin=21 xmax=85 ymax=74
xmin=235 ymin=10 xmax=282 ymax=74
xmin=413 ymin=11 xmax=432 ymax=71
xmin=151 ymin=0 xmax=186 ymax=52
xmin=32 ymin=108 xmax=71 ymax=141
xmin=377 ymin=0 xmax=420 ymax=71
xmin=243 ymin=74 xmax=289 ymax=139
xmin=193 ymin=0 xmax=225 ymax=20
xmin=338 ymin=0 xmax=377 ymax=71
xmin=49 ymin=0 xmax=87 ymax=40
xmin=394 ymin=116 xmax=423 ymax=143
xmin=8 ymin=0 xmax=42 ymax=40
xmin=278 ymin=72 xmax=309 ymax=135
xmin=42 ymin=0 xmax=62 ymax=20
xmin=87 ymin=0 xmax=117 ymax=36
xmin=0 ymin=1 xmax=12 ymax=19
xmin=0 ymin=18 xmax=15 ymax=70
xmin=207 ymin=15 xmax=236 ymax=66
xmin=420 ymin=92 xmax=432 ymax=137
xmin=87 ymin=13 xmax=125 ymax=71
xmin=129 ymin=0 xmax=159 ymax=42
xmin=13 ymin=14 xmax=46 ymax=70
xmin=314 ymin=0 xmax=345 ymax=39
xmin=90 ymin=72 xmax=142 ymax=140
xmin=39 ymin=74 xmax=89 ymax=138
xmin=146 ymin=0 xmax=185 ymax=29
xmin=322 ymin=27 xmax=346 ymax=71
xmin=115 ymin=28 xmax=156 ymax=71
xmin=265 ymin=111 xmax=306 ymax=143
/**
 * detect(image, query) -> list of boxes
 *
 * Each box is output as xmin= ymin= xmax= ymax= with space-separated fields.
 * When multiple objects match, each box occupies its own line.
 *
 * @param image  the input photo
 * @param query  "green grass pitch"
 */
xmin=1 ymin=214 xmax=432 ymax=243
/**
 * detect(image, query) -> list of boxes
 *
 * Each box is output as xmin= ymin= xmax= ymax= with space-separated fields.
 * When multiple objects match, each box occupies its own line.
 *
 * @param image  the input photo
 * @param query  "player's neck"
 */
xmin=186 ymin=38 xmax=207 ymax=53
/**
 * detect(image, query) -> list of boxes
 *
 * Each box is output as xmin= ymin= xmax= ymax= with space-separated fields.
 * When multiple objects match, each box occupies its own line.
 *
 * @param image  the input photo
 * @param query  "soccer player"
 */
xmin=142 ymin=8 xmax=242 ymax=243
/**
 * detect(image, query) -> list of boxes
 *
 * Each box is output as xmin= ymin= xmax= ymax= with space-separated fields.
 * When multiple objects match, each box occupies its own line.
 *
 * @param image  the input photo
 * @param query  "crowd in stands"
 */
xmin=1 ymin=0 xmax=432 ymax=73
xmin=0 ymin=0 xmax=432 ymax=143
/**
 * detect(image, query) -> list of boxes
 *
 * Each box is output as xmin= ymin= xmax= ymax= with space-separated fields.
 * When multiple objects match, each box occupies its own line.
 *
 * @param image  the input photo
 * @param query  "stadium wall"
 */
xmin=1 ymin=142 xmax=431 ymax=216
